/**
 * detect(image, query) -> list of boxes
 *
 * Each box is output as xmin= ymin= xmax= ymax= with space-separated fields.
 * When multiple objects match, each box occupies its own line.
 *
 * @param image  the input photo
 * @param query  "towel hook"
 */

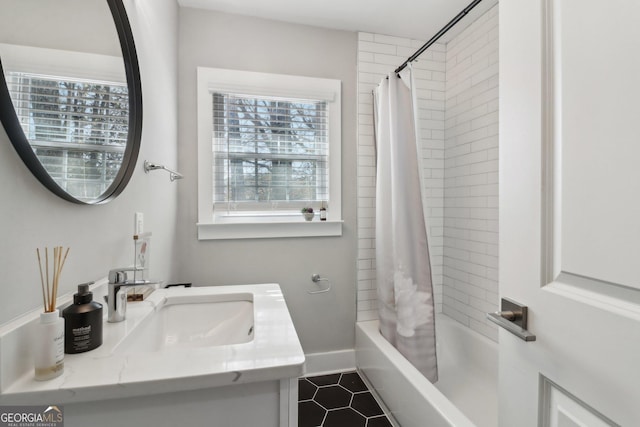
xmin=144 ymin=160 xmax=184 ymax=182
xmin=308 ymin=273 xmax=331 ymax=294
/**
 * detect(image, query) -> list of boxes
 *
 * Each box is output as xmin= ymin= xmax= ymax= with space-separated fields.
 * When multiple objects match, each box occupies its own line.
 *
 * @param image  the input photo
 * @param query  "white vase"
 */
xmin=303 ymin=212 xmax=315 ymax=221
xmin=34 ymin=309 xmax=65 ymax=381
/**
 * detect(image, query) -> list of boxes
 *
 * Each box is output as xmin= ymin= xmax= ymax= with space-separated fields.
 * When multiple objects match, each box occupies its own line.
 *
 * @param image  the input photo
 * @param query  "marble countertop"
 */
xmin=0 ymin=283 xmax=305 ymax=405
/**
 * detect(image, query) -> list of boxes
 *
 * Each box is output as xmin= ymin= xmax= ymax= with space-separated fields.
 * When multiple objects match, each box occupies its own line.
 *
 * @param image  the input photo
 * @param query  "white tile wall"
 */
xmin=443 ymin=5 xmax=499 ymax=341
xmin=356 ymin=33 xmax=446 ymax=322
xmin=356 ymin=5 xmax=499 ymax=342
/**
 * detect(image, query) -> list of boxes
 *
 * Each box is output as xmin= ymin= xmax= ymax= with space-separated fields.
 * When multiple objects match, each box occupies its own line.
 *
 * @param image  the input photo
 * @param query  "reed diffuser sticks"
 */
xmin=36 ymin=246 xmax=70 ymax=313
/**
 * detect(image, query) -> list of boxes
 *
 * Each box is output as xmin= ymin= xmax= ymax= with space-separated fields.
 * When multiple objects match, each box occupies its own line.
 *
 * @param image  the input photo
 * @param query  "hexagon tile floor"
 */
xmin=298 ymin=371 xmax=393 ymax=427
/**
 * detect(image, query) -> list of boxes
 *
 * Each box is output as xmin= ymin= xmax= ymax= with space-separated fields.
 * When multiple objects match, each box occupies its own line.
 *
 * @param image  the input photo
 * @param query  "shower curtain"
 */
xmin=373 ymin=67 xmax=438 ymax=382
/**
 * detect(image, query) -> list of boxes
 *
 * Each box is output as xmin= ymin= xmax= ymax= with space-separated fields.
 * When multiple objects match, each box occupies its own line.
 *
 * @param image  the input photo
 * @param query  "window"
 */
xmin=212 ymin=93 xmax=328 ymax=212
xmin=6 ymin=72 xmax=128 ymax=200
xmin=0 ymin=43 xmax=127 ymax=201
xmin=197 ymin=68 xmax=342 ymax=239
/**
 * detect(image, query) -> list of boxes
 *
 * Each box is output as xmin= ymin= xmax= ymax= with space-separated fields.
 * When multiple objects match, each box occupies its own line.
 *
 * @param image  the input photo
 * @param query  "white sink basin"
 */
xmin=114 ymin=293 xmax=254 ymax=355
xmin=0 ymin=284 xmax=305 ymax=405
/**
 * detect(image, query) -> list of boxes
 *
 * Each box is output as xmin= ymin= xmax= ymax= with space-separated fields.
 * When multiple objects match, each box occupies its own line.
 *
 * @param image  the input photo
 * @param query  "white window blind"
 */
xmin=212 ymin=92 xmax=329 ymax=216
xmin=6 ymin=71 xmax=129 ymax=200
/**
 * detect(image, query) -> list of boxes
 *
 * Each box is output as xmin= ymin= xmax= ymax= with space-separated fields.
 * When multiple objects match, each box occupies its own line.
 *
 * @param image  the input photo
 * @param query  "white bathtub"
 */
xmin=355 ymin=315 xmax=498 ymax=427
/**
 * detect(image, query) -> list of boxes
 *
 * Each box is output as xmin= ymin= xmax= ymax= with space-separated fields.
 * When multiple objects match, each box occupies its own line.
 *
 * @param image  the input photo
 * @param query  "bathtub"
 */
xmin=355 ymin=315 xmax=498 ymax=427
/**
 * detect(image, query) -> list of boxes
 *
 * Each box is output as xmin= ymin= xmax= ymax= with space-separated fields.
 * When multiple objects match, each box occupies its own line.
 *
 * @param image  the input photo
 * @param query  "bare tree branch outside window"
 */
xmin=212 ymin=93 xmax=329 ymax=210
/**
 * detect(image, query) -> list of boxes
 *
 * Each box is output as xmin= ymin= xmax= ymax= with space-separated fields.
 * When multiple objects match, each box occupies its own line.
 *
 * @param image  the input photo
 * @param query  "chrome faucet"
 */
xmin=107 ymin=268 xmax=158 ymax=323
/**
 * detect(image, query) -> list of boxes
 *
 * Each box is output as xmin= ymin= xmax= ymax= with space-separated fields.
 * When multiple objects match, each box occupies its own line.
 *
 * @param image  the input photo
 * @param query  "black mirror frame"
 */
xmin=0 ymin=0 xmax=142 ymax=205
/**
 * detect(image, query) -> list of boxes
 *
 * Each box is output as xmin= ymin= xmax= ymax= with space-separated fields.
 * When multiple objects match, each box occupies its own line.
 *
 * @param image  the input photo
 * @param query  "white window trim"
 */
xmin=0 ymin=43 xmax=126 ymax=84
xmin=196 ymin=67 xmax=342 ymax=240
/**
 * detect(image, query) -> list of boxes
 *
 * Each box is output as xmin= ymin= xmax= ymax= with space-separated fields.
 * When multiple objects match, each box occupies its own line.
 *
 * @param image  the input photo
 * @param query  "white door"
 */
xmin=499 ymin=1 xmax=640 ymax=426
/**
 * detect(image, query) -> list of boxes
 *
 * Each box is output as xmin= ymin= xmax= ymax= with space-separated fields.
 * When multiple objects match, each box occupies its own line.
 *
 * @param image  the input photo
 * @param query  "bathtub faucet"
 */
xmin=107 ymin=267 xmax=160 ymax=323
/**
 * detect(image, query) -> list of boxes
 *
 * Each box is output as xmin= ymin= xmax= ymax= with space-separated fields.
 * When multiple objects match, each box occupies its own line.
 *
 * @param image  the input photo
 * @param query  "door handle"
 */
xmin=487 ymin=298 xmax=536 ymax=342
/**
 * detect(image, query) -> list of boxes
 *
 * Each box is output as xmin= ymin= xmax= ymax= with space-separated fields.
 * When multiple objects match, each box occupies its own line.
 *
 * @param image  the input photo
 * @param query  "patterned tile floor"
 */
xmin=298 ymin=371 xmax=393 ymax=427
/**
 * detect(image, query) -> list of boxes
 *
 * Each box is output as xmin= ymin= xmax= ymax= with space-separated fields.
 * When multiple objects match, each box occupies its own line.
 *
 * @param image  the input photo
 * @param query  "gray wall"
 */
xmin=0 ymin=0 xmax=179 ymax=324
xmin=177 ymin=8 xmax=358 ymax=354
xmin=0 ymin=0 xmax=121 ymax=56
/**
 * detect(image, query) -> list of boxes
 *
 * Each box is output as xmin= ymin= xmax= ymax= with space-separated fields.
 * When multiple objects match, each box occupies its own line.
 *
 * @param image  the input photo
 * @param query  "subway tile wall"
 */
xmin=356 ymin=5 xmax=499 ymax=342
xmin=356 ymin=33 xmax=446 ymax=322
xmin=443 ymin=5 xmax=499 ymax=341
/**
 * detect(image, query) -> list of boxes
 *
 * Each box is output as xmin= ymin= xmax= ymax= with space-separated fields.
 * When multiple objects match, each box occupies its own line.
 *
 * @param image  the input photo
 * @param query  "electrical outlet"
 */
xmin=135 ymin=212 xmax=144 ymax=235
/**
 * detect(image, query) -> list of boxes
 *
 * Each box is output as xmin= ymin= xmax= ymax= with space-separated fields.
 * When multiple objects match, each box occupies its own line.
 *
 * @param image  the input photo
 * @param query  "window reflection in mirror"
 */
xmin=0 ymin=0 xmax=140 ymax=204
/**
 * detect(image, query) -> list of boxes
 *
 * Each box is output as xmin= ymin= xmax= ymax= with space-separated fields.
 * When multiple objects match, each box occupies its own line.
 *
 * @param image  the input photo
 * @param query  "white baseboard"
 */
xmin=303 ymin=349 xmax=356 ymax=376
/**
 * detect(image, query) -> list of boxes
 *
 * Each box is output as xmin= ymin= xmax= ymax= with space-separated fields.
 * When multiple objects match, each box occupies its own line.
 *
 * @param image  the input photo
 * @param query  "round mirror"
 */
xmin=0 ymin=0 xmax=142 ymax=204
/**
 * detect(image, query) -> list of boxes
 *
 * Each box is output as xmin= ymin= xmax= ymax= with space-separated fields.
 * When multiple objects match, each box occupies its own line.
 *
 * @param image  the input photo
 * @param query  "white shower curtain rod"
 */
xmin=394 ymin=0 xmax=484 ymax=75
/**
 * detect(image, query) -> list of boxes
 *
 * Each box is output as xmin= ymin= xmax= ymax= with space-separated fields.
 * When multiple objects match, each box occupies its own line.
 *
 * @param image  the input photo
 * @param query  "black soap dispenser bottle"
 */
xmin=62 ymin=283 xmax=103 ymax=354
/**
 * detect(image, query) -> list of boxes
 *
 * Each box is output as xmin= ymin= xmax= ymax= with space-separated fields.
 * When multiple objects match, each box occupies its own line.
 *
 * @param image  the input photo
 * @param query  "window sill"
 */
xmin=197 ymin=220 xmax=343 ymax=240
